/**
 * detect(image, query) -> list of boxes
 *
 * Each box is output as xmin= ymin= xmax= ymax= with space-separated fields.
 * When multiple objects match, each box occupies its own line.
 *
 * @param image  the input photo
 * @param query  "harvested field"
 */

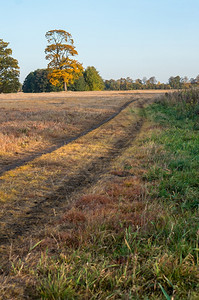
xmin=0 ymin=90 xmax=168 ymax=174
xmin=1 ymin=90 xmax=179 ymax=299
xmin=0 ymin=93 xmax=153 ymax=244
xmin=0 ymin=91 xmax=131 ymax=170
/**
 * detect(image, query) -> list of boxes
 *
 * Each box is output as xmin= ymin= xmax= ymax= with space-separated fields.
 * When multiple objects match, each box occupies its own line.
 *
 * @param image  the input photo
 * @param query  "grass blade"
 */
xmin=158 ymin=283 xmax=171 ymax=300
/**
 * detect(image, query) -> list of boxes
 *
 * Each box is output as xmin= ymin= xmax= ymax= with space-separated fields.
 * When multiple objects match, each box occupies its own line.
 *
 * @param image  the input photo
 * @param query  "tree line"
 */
xmin=0 ymin=30 xmax=199 ymax=93
xmin=22 ymin=66 xmax=104 ymax=92
xmin=104 ymin=75 xmax=199 ymax=90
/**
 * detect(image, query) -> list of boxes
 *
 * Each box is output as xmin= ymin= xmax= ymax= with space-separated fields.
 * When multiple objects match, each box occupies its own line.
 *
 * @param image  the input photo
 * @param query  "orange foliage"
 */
xmin=48 ymin=59 xmax=83 ymax=89
xmin=45 ymin=29 xmax=83 ymax=90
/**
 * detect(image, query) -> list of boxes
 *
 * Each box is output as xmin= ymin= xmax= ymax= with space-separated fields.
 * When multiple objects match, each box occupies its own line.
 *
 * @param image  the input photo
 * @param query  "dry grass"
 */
xmin=0 ymin=97 xmax=144 ymax=226
xmin=0 ymin=117 xmax=159 ymax=299
xmin=0 ymin=91 xmax=150 ymax=167
xmin=0 ymin=91 xmax=169 ymax=160
xmin=2 ymin=90 xmax=187 ymax=299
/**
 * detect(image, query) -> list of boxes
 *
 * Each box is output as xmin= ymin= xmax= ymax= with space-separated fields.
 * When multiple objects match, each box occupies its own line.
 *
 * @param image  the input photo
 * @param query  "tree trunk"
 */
xmin=64 ymin=81 xmax=67 ymax=91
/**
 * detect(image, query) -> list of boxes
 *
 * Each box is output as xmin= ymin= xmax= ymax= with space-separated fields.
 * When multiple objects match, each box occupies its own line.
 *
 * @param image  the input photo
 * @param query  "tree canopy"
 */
xmin=45 ymin=30 xmax=83 ymax=91
xmin=22 ymin=69 xmax=63 ymax=93
xmin=69 ymin=75 xmax=88 ymax=91
xmin=22 ymin=66 xmax=105 ymax=93
xmin=84 ymin=66 xmax=104 ymax=91
xmin=69 ymin=66 xmax=104 ymax=91
xmin=0 ymin=39 xmax=20 ymax=93
xmin=104 ymin=75 xmax=199 ymax=91
xmin=168 ymin=76 xmax=182 ymax=89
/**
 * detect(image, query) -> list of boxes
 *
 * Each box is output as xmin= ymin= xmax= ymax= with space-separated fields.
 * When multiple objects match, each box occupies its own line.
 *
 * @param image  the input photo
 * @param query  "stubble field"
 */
xmin=1 ymin=90 xmax=197 ymax=300
xmin=0 ymin=91 xmax=132 ymax=171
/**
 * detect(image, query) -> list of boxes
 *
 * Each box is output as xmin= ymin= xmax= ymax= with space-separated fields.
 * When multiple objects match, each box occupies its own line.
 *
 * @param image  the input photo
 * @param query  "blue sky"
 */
xmin=1 ymin=0 xmax=199 ymax=83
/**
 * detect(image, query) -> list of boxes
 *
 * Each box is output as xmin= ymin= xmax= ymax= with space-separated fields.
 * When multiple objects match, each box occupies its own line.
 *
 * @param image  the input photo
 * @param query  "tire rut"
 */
xmin=0 ymin=123 xmax=143 ymax=246
xmin=0 ymin=98 xmax=136 ymax=177
xmin=0 ymin=97 xmax=148 ymax=249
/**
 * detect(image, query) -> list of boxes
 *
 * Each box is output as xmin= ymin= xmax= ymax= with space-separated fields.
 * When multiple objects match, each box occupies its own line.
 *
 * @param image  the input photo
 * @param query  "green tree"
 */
xmin=133 ymin=78 xmax=143 ymax=90
xmin=118 ymin=78 xmax=127 ymax=90
xmin=45 ymin=29 xmax=83 ymax=91
xmin=104 ymin=79 xmax=120 ymax=90
xmin=0 ymin=39 xmax=20 ymax=93
xmin=68 ymin=75 xmax=88 ymax=91
xmin=84 ymin=66 xmax=104 ymax=91
xmin=22 ymin=71 xmax=35 ymax=93
xmin=22 ymin=69 xmax=63 ymax=93
xmin=181 ymin=76 xmax=191 ymax=89
xmin=168 ymin=76 xmax=182 ymax=89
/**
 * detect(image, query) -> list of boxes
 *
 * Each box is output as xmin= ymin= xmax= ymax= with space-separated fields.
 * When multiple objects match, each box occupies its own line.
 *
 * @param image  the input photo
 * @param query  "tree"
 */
xmin=104 ymin=79 xmax=120 ymax=90
xmin=84 ymin=66 xmax=104 ymax=91
xmin=168 ymin=76 xmax=182 ymax=89
xmin=119 ymin=78 xmax=127 ymax=90
xmin=148 ymin=76 xmax=157 ymax=85
xmin=22 ymin=71 xmax=35 ymax=93
xmin=0 ymin=39 xmax=20 ymax=93
xmin=134 ymin=78 xmax=143 ymax=89
xmin=195 ymin=75 xmax=199 ymax=85
xmin=22 ymin=69 xmax=63 ymax=93
xmin=181 ymin=76 xmax=191 ymax=89
xmin=126 ymin=77 xmax=134 ymax=90
xmin=68 ymin=75 xmax=88 ymax=91
xmin=142 ymin=76 xmax=147 ymax=85
xmin=45 ymin=30 xmax=83 ymax=91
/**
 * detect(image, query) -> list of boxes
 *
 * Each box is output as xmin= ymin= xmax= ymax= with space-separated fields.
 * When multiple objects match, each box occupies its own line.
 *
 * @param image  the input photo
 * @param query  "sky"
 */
xmin=1 ymin=0 xmax=199 ymax=83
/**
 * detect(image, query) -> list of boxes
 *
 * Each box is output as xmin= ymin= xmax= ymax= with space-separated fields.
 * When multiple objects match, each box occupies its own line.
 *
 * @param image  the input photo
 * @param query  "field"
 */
xmin=0 ymin=91 xmax=134 ymax=172
xmin=0 ymin=91 xmax=164 ymax=173
xmin=0 ymin=90 xmax=198 ymax=299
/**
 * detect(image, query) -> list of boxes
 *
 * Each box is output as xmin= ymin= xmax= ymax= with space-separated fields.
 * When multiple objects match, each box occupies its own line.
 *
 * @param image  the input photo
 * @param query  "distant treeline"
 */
xmin=23 ymin=70 xmax=199 ymax=93
xmin=104 ymin=75 xmax=199 ymax=90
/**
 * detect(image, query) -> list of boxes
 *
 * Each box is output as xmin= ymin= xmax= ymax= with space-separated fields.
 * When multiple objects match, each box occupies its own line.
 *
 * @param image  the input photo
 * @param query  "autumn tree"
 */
xmin=0 ymin=39 xmax=20 ymax=93
xmin=45 ymin=30 xmax=83 ymax=91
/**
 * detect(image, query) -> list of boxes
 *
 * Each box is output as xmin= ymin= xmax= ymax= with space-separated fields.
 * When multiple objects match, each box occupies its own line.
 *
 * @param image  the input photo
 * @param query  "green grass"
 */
xmin=142 ymin=91 xmax=199 ymax=298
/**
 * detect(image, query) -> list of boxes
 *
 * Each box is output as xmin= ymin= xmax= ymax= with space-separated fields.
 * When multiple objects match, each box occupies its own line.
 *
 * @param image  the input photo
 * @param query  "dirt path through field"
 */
xmin=1 ymin=120 xmax=143 ymax=244
xmin=0 ymin=98 xmax=136 ymax=177
xmin=0 ymin=95 xmax=157 ymax=264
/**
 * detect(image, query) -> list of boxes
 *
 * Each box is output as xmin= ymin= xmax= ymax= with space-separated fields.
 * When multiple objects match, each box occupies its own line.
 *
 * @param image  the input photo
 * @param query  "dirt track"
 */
xmin=0 ymin=98 xmax=136 ymax=177
xmin=0 ymin=94 xmax=159 ymax=260
xmin=1 ymin=119 xmax=143 ymax=244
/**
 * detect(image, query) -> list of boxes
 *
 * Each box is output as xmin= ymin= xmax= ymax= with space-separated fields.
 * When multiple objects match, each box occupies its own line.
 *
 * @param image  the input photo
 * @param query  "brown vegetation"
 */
xmin=1 ymin=90 xmax=183 ymax=299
